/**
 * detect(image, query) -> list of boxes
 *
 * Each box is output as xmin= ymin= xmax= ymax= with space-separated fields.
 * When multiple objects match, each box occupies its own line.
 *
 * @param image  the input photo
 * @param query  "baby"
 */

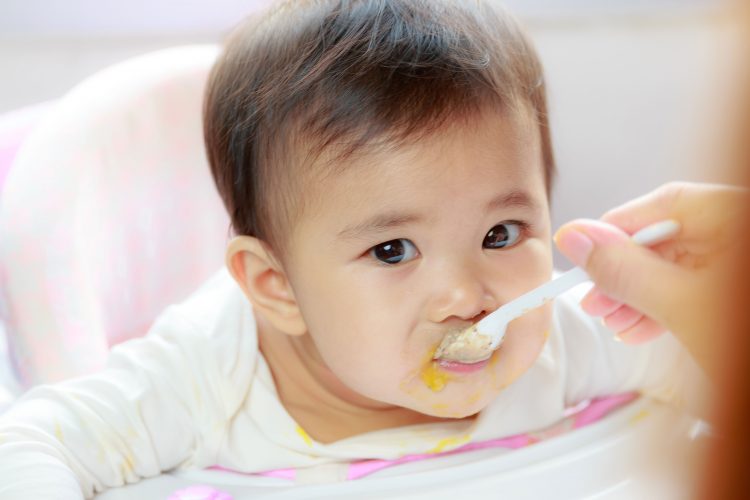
xmin=0 ymin=0 xmax=703 ymax=497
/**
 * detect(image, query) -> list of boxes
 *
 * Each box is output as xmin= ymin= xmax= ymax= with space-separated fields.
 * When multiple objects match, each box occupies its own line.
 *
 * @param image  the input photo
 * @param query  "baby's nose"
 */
xmin=426 ymin=261 xmax=498 ymax=324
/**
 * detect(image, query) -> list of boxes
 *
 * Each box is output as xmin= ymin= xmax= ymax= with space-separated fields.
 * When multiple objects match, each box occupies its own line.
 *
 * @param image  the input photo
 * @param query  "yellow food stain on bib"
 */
xmin=295 ymin=425 xmax=313 ymax=447
xmin=192 ymin=382 xmax=202 ymax=406
xmin=428 ymin=434 xmax=471 ymax=454
xmin=120 ymin=452 xmax=135 ymax=476
xmin=54 ymin=421 xmax=64 ymax=442
xmin=629 ymin=409 xmax=650 ymax=425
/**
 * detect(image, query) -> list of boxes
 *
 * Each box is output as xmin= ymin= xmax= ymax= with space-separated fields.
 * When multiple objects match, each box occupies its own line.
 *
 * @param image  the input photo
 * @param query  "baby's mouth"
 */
xmin=433 ymin=325 xmax=494 ymax=364
xmin=436 ymin=357 xmax=490 ymax=374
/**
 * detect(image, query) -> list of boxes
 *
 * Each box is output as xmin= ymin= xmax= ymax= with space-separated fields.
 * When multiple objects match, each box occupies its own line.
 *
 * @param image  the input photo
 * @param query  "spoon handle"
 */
xmin=480 ymin=219 xmax=681 ymax=348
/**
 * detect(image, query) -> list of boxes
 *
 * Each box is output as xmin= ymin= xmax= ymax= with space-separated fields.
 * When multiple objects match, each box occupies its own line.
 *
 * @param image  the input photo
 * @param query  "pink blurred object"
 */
xmin=0 ymin=102 xmax=53 ymax=194
xmin=0 ymin=46 xmax=230 ymax=386
xmin=167 ymin=485 xmax=233 ymax=500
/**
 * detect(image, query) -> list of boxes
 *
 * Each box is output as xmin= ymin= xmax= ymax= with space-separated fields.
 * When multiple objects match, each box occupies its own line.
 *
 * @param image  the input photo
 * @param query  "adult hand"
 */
xmin=554 ymin=182 xmax=746 ymax=373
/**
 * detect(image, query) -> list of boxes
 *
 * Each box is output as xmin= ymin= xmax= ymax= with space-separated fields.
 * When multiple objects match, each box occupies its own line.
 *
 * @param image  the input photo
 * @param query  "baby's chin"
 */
xmin=396 ymin=382 xmax=502 ymax=420
xmin=415 ymin=398 xmax=492 ymax=420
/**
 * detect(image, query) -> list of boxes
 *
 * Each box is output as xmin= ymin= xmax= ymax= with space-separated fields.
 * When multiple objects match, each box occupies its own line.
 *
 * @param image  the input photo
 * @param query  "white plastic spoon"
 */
xmin=434 ymin=219 xmax=681 ymax=363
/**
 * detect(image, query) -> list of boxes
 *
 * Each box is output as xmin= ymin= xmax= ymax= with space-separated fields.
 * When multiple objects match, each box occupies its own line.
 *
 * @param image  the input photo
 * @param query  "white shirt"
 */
xmin=0 ymin=269 xmax=704 ymax=499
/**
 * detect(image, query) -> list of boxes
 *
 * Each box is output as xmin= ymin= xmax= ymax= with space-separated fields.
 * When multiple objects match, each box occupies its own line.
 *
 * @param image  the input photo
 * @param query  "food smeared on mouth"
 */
xmin=400 ymin=349 xmax=450 ymax=395
xmin=421 ymin=358 xmax=452 ymax=392
xmin=434 ymin=325 xmax=493 ymax=364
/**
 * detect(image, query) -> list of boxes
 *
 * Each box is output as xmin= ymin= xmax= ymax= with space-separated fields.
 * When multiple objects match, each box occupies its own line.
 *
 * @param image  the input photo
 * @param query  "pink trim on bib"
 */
xmin=208 ymin=393 xmax=638 ymax=483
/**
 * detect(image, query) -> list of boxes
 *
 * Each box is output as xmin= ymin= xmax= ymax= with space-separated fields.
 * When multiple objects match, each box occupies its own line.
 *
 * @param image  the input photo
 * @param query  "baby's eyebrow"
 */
xmin=336 ymin=189 xmax=537 ymax=241
xmin=336 ymin=213 xmax=424 ymax=241
xmin=485 ymin=190 xmax=538 ymax=211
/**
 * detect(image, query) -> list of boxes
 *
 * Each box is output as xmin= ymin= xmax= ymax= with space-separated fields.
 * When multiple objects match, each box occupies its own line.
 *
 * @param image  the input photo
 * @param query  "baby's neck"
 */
xmin=257 ymin=320 xmax=461 ymax=444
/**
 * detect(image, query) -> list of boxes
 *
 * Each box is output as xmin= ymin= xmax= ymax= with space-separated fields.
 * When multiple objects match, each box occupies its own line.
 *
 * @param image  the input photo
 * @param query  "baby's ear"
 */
xmin=226 ymin=236 xmax=307 ymax=337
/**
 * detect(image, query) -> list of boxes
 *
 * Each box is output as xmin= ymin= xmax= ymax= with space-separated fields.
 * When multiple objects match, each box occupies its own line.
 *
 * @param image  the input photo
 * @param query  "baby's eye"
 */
xmin=483 ymin=222 xmax=523 ymax=249
xmin=369 ymin=239 xmax=419 ymax=265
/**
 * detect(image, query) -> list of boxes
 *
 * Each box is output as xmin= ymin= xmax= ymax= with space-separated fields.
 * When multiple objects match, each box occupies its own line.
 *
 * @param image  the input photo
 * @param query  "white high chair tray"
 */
xmin=96 ymin=397 xmax=703 ymax=499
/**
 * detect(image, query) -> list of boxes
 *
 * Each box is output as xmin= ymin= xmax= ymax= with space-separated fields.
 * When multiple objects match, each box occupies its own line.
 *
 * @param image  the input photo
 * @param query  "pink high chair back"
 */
xmin=0 ymin=45 xmax=230 ymax=386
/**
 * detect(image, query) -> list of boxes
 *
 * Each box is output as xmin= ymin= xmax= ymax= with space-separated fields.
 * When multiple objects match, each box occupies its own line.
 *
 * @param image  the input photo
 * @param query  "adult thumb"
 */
xmin=554 ymin=219 xmax=690 ymax=329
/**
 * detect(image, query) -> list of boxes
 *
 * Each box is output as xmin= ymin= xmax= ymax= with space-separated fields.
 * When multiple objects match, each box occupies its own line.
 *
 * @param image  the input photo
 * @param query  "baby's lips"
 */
xmin=437 ymin=357 xmax=490 ymax=373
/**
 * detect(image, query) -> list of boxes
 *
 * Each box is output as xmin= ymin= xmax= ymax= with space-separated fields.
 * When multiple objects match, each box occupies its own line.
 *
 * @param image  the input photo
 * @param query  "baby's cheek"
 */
xmin=524 ymin=302 xmax=552 ymax=334
xmin=507 ymin=305 xmax=551 ymax=365
xmin=477 ymin=305 xmax=551 ymax=391
xmin=319 ymin=333 xmax=406 ymax=395
xmin=520 ymin=241 xmax=555 ymax=294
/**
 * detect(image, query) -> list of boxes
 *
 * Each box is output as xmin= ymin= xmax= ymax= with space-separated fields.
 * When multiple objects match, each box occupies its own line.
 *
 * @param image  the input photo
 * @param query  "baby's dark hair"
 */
xmin=204 ymin=0 xmax=554 ymax=254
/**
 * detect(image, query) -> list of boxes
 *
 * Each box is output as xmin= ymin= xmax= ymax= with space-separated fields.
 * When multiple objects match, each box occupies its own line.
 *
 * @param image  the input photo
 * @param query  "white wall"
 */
xmin=0 ymin=0 xmax=726 ymax=112
xmin=0 ymin=0 xmax=716 ymax=37
xmin=536 ymin=13 xmax=742 ymax=266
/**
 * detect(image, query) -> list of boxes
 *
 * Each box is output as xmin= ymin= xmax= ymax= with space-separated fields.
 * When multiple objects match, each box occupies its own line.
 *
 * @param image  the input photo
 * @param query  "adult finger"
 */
xmin=555 ymin=219 xmax=692 ymax=330
xmin=580 ymin=287 xmax=622 ymax=317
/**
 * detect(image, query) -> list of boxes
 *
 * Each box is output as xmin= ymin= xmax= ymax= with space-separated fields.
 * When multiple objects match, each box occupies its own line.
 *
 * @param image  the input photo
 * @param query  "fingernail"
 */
xmin=555 ymin=229 xmax=593 ymax=267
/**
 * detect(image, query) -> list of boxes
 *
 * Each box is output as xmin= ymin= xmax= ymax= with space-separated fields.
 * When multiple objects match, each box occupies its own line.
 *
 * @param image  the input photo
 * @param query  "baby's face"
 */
xmin=283 ymin=111 xmax=552 ymax=418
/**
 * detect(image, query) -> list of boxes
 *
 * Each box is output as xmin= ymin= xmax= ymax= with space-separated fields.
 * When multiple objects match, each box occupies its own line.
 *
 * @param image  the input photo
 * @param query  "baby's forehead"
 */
xmin=294 ymin=110 xmax=547 ymax=209
xmin=297 ymin=106 xmax=540 ymax=180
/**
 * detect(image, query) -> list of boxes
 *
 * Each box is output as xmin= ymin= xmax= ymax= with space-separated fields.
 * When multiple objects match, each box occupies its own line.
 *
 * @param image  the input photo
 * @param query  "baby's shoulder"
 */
xmin=548 ymin=276 xmax=613 ymax=361
xmin=149 ymin=268 xmax=258 ymax=346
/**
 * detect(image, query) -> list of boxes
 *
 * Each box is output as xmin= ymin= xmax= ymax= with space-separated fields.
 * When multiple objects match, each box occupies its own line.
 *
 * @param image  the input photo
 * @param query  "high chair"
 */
xmin=0 ymin=45 xmax=229 ymax=386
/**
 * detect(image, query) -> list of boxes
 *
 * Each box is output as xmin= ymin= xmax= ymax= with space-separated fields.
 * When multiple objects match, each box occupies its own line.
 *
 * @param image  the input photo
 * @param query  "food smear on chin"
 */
xmin=421 ymin=360 xmax=452 ymax=392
